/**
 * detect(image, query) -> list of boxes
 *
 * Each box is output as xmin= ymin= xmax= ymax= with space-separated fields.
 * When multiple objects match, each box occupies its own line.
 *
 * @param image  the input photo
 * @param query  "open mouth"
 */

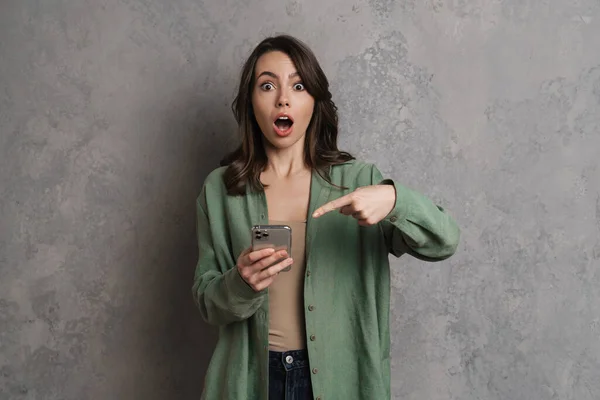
xmin=273 ymin=115 xmax=294 ymax=135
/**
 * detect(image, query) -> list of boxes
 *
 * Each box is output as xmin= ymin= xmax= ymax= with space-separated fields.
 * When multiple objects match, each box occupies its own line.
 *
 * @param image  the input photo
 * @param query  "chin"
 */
xmin=263 ymin=132 xmax=305 ymax=150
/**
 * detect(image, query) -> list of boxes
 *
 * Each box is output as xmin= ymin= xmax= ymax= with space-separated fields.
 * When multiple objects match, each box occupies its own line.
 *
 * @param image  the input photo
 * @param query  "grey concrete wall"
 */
xmin=1 ymin=0 xmax=599 ymax=399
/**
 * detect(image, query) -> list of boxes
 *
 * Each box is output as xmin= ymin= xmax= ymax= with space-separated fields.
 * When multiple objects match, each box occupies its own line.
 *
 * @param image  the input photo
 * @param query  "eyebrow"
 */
xmin=256 ymin=71 xmax=300 ymax=80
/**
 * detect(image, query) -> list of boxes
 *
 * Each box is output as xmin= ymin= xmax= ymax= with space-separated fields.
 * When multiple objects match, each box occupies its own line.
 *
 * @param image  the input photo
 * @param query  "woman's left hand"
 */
xmin=312 ymin=184 xmax=396 ymax=226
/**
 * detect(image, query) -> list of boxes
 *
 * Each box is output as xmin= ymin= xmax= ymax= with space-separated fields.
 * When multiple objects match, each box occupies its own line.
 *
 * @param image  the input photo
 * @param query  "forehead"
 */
xmin=255 ymin=51 xmax=298 ymax=77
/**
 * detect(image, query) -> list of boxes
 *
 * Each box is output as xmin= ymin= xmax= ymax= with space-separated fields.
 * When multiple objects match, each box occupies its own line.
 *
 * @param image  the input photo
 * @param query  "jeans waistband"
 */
xmin=269 ymin=349 xmax=310 ymax=371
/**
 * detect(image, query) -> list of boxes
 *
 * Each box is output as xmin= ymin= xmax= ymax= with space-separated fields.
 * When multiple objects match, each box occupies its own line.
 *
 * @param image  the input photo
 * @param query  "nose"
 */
xmin=277 ymin=88 xmax=290 ymax=108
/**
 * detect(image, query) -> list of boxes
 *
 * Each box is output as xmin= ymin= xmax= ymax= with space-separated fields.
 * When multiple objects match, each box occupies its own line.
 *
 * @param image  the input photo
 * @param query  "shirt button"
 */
xmin=306 ymin=270 xmax=311 ymax=277
xmin=316 ymin=397 xmax=321 ymax=400
xmin=390 ymin=216 xmax=398 ymax=222
xmin=310 ymin=334 xmax=316 ymax=341
xmin=308 ymin=305 xmax=315 ymax=311
xmin=285 ymin=355 xmax=294 ymax=364
xmin=312 ymin=368 xmax=318 ymax=374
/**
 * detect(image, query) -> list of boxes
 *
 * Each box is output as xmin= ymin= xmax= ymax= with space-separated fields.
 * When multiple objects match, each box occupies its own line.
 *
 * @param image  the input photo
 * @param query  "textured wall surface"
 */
xmin=1 ymin=0 xmax=599 ymax=399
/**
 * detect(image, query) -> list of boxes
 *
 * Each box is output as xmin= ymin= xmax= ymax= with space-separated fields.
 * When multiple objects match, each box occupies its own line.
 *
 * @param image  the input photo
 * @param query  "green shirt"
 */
xmin=193 ymin=160 xmax=460 ymax=400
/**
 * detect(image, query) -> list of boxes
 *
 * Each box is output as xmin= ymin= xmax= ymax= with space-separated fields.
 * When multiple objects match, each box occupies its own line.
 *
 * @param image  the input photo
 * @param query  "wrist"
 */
xmin=380 ymin=184 xmax=396 ymax=214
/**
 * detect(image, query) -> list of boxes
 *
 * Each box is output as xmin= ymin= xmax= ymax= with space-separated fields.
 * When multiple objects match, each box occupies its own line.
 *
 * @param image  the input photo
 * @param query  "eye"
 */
xmin=260 ymin=82 xmax=275 ymax=91
xmin=293 ymin=83 xmax=305 ymax=91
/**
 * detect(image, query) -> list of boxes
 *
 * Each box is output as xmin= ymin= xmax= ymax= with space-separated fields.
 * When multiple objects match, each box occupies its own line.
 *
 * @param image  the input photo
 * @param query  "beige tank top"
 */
xmin=268 ymin=220 xmax=307 ymax=351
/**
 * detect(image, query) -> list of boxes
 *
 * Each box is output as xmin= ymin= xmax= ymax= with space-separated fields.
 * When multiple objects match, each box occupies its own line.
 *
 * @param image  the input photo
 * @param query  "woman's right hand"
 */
xmin=236 ymin=248 xmax=293 ymax=292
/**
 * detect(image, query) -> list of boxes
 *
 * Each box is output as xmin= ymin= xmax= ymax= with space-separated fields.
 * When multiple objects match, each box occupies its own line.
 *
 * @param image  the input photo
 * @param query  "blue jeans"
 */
xmin=269 ymin=349 xmax=314 ymax=400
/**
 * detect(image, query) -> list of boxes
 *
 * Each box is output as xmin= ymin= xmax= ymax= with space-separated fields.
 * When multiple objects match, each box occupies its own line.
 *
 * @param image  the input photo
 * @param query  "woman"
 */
xmin=193 ymin=35 xmax=460 ymax=400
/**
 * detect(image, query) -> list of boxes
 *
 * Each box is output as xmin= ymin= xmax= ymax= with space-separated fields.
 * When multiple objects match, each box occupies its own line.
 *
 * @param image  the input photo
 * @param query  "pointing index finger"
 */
xmin=312 ymin=194 xmax=353 ymax=218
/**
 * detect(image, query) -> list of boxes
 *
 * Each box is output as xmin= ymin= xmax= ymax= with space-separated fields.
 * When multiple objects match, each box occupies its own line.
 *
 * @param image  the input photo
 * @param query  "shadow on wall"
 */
xmin=129 ymin=82 xmax=234 ymax=398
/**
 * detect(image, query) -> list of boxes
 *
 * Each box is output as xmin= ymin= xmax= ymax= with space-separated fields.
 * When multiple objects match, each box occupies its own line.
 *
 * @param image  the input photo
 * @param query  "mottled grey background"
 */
xmin=1 ymin=0 xmax=599 ymax=399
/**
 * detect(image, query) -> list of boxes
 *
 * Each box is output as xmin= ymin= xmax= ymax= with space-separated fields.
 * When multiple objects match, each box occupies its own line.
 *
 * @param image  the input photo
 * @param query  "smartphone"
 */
xmin=251 ymin=224 xmax=292 ymax=272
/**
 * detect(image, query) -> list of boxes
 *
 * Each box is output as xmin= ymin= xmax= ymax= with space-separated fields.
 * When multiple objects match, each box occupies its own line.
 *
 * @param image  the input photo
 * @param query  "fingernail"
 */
xmin=287 ymin=258 xmax=293 ymax=264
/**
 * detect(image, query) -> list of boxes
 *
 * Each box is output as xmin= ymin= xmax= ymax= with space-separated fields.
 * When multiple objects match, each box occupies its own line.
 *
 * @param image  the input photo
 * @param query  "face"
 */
xmin=251 ymin=51 xmax=315 ymax=150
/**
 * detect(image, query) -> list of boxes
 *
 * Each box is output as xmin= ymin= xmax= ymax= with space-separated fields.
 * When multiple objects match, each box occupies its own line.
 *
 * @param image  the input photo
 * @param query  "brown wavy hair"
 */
xmin=220 ymin=34 xmax=354 ymax=195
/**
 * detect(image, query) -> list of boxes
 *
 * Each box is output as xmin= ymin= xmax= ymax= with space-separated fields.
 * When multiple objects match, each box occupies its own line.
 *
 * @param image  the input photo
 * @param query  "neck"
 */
xmin=263 ymin=138 xmax=309 ymax=178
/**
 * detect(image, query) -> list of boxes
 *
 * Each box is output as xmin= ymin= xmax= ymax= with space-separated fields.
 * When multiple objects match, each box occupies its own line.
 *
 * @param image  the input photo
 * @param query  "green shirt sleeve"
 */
xmin=192 ymin=187 xmax=266 ymax=326
xmin=370 ymin=164 xmax=460 ymax=261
